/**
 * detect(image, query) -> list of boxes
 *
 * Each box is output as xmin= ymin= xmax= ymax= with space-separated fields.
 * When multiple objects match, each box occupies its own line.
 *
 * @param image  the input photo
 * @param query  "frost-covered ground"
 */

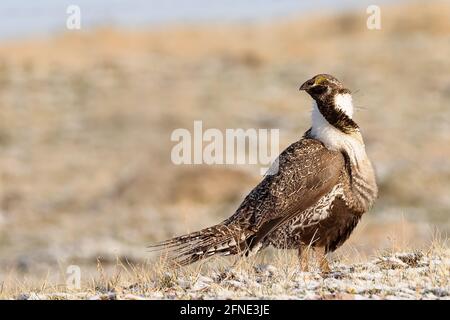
xmin=11 ymin=248 xmax=449 ymax=300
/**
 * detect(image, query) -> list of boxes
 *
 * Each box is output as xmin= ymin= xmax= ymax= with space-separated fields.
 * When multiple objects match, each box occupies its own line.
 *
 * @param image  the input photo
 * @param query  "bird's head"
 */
xmin=300 ymin=74 xmax=357 ymax=133
xmin=299 ymin=74 xmax=345 ymax=101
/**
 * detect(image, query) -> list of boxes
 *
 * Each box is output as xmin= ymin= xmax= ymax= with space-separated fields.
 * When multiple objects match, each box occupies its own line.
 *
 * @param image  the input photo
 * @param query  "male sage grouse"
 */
xmin=150 ymin=74 xmax=378 ymax=272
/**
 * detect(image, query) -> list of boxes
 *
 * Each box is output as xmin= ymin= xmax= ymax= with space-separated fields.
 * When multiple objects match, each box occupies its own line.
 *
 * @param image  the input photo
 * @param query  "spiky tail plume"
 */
xmin=148 ymin=223 xmax=255 ymax=266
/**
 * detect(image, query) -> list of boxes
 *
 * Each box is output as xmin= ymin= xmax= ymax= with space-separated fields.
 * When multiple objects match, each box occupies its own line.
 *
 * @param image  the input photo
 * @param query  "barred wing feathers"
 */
xmin=149 ymin=138 xmax=345 ymax=266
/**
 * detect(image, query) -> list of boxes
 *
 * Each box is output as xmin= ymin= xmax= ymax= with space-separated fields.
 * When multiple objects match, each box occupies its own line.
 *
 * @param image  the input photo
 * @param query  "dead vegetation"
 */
xmin=1 ymin=239 xmax=448 ymax=300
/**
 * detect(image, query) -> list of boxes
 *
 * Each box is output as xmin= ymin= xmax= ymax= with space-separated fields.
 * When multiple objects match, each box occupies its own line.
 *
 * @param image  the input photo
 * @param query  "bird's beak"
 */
xmin=299 ymin=80 xmax=312 ymax=91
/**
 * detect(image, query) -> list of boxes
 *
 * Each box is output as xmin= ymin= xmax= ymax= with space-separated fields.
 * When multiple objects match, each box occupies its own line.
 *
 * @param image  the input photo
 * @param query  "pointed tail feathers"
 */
xmin=148 ymin=224 xmax=254 ymax=266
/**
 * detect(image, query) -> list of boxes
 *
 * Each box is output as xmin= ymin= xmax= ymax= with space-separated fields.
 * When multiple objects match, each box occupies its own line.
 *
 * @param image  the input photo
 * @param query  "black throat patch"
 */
xmin=315 ymin=88 xmax=359 ymax=134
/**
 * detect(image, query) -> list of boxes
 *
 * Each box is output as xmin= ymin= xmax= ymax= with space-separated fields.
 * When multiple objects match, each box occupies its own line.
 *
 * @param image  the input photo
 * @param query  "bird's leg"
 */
xmin=298 ymin=245 xmax=310 ymax=272
xmin=315 ymin=247 xmax=331 ymax=273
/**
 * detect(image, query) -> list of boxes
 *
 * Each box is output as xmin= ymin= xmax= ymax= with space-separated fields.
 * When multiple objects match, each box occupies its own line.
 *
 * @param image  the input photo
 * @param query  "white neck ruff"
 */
xmin=310 ymin=95 xmax=366 ymax=164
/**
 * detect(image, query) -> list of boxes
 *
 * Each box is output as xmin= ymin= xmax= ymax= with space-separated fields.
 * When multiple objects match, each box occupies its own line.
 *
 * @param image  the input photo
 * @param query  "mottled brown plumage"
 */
xmin=150 ymin=74 xmax=378 ymax=270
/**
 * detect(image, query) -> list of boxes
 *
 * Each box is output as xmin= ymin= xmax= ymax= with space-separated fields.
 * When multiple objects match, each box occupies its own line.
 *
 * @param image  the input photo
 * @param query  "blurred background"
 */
xmin=0 ymin=0 xmax=449 ymax=279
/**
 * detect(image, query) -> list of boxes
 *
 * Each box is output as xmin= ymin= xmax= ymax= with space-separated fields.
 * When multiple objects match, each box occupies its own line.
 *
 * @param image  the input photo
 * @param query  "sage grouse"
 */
xmin=150 ymin=74 xmax=378 ymax=272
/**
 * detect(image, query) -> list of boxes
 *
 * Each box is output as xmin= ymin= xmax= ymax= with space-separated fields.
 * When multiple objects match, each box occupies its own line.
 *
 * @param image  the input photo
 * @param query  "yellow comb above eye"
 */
xmin=314 ymin=75 xmax=327 ymax=85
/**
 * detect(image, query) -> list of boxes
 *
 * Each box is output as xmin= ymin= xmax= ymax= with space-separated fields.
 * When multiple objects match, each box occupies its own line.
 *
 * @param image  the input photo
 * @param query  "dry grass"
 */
xmin=0 ymin=239 xmax=448 ymax=300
